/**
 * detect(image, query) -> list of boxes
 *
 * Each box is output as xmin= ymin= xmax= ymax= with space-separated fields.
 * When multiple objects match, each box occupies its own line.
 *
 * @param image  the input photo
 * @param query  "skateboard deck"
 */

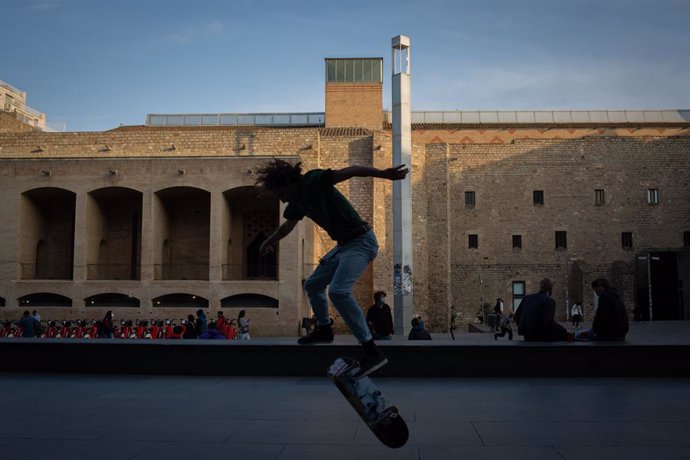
xmin=328 ymin=357 xmax=409 ymax=448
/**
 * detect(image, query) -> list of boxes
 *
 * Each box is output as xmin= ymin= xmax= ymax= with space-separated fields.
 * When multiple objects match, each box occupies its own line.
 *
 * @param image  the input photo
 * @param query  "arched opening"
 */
xmin=221 ymin=293 xmax=278 ymax=309
xmin=152 ymin=293 xmax=209 ymax=309
xmin=85 ymin=293 xmax=140 ymax=308
xmin=87 ymin=187 xmax=142 ymax=280
xmin=0 ymin=296 xmax=5 ymax=307
xmin=18 ymin=292 xmax=72 ymax=307
xmin=21 ymin=187 xmax=76 ymax=280
xmin=223 ymin=186 xmax=279 ymax=280
xmin=154 ymin=187 xmax=210 ymax=280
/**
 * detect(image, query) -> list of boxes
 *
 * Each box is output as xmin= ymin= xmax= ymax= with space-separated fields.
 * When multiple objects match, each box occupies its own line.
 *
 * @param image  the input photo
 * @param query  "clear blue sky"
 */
xmin=3 ymin=0 xmax=690 ymax=131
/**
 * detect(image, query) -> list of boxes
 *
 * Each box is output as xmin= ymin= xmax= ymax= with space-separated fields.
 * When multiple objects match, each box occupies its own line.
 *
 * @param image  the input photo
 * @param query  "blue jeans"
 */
xmin=304 ymin=230 xmax=378 ymax=343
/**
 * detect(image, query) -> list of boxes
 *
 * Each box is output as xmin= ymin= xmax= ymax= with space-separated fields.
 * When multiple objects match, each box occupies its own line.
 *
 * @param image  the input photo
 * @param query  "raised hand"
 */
xmin=382 ymin=164 xmax=409 ymax=181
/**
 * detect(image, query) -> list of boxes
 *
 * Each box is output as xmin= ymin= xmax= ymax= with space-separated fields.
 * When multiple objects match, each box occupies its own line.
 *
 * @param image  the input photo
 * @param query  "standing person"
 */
xmin=493 ymin=298 xmax=504 ymax=331
xmin=257 ymin=159 xmax=409 ymax=377
xmin=31 ymin=310 xmax=42 ymax=336
xmin=408 ymin=317 xmax=432 ymax=340
xmin=237 ymin=310 xmax=250 ymax=340
xmin=575 ymin=278 xmax=629 ymax=341
xmin=513 ymin=279 xmax=572 ymax=342
xmin=196 ymin=309 xmax=208 ymax=335
xmin=366 ymin=291 xmax=394 ymax=340
xmin=183 ymin=314 xmax=197 ymax=339
xmin=99 ymin=311 xmax=114 ymax=338
xmin=571 ymin=302 xmax=583 ymax=327
xmin=216 ymin=311 xmax=228 ymax=338
xmin=494 ymin=313 xmax=514 ymax=341
xmin=19 ymin=311 xmax=39 ymax=338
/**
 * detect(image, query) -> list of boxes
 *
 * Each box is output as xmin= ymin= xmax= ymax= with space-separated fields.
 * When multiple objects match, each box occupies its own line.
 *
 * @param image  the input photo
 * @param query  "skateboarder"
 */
xmin=257 ymin=159 xmax=409 ymax=378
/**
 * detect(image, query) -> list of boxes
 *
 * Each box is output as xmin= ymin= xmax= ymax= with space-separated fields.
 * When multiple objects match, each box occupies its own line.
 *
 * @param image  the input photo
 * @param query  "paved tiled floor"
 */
xmin=1 ymin=374 xmax=689 ymax=459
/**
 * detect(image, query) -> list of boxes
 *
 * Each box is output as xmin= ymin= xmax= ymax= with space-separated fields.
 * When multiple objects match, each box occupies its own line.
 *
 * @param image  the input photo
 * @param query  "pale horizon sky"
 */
xmin=3 ymin=0 xmax=690 ymax=131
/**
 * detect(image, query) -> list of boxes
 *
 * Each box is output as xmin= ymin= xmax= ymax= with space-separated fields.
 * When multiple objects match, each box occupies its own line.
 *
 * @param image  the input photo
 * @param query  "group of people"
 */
xmin=505 ymin=277 xmax=629 ymax=342
xmin=9 ymin=309 xmax=251 ymax=340
xmin=365 ymin=291 xmax=432 ymax=341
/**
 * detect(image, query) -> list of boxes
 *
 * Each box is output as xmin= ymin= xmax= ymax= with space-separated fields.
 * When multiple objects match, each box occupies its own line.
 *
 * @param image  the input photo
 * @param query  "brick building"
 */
xmin=1 ymin=57 xmax=689 ymax=335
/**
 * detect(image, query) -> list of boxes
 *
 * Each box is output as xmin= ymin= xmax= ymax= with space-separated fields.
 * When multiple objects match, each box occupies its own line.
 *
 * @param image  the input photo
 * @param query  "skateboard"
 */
xmin=327 ymin=357 xmax=409 ymax=448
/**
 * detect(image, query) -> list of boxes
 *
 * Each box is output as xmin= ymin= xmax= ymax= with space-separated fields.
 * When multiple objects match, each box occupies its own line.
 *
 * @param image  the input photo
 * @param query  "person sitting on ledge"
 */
xmin=514 ymin=278 xmax=573 ymax=342
xmin=198 ymin=321 xmax=226 ymax=340
xmin=408 ymin=316 xmax=432 ymax=340
xmin=575 ymin=278 xmax=629 ymax=341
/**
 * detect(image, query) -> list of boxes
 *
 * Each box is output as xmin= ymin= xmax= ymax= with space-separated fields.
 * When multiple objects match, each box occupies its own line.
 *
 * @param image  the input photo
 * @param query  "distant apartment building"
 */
xmin=0 ymin=80 xmax=46 ymax=132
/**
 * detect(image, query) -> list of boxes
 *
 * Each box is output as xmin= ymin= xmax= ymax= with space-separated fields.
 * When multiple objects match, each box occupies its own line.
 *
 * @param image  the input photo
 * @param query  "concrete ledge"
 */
xmin=2 ymin=338 xmax=689 ymax=377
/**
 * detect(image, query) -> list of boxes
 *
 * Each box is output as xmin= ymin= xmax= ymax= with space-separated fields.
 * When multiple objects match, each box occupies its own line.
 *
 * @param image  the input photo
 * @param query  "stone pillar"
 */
xmin=391 ymin=35 xmax=413 ymax=335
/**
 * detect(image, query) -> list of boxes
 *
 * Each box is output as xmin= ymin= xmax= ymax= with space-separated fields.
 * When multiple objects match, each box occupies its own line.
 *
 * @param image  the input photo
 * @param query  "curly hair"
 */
xmin=254 ymin=159 xmax=303 ymax=192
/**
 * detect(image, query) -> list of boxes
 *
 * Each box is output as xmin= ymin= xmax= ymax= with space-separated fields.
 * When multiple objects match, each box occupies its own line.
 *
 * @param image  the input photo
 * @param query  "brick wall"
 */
xmin=325 ymin=83 xmax=382 ymax=130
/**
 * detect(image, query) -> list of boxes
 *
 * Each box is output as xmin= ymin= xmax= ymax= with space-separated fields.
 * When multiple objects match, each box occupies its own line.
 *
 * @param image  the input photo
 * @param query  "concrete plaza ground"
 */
xmin=2 ymin=321 xmax=690 ymax=459
xmin=1 ymin=373 xmax=690 ymax=460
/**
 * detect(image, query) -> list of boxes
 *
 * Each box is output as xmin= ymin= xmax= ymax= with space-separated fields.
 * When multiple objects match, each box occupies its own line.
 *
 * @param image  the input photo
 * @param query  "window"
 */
xmin=512 ymin=281 xmax=525 ymax=311
xmin=647 ymin=188 xmax=659 ymax=205
xmin=622 ymin=232 xmax=633 ymax=249
xmin=595 ymin=189 xmax=605 ymax=206
xmin=468 ymin=234 xmax=478 ymax=249
xmin=325 ymin=58 xmax=383 ymax=83
xmin=533 ymin=190 xmax=544 ymax=206
xmin=512 ymin=234 xmax=522 ymax=249
xmin=684 ymin=231 xmax=690 ymax=247
xmin=555 ymin=231 xmax=567 ymax=250
xmin=465 ymin=191 xmax=475 ymax=208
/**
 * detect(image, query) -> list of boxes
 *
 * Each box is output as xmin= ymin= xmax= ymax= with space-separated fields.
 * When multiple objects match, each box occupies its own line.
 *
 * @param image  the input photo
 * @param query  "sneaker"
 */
xmin=297 ymin=324 xmax=334 ymax=344
xmin=353 ymin=349 xmax=388 ymax=379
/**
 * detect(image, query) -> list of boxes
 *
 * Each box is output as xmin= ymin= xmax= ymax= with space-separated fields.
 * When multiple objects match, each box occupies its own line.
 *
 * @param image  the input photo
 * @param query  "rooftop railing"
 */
xmin=384 ymin=110 xmax=690 ymax=124
xmin=146 ymin=112 xmax=325 ymax=127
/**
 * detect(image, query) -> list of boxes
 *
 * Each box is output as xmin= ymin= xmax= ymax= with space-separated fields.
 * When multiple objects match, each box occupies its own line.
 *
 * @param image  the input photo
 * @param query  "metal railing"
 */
xmin=146 ymin=112 xmax=325 ymax=127
xmin=87 ymin=264 xmax=140 ymax=280
xmin=384 ymin=110 xmax=690 ymax=124
xmin=0 ymin=80 xmax=25 ymax=96
xmin=21 ymin=264 xmax=73 ymax=280
xmin=222 ymin=263 xmax=277 ymax=281
xmin=154 ymin=264 xmax=209 ymax=280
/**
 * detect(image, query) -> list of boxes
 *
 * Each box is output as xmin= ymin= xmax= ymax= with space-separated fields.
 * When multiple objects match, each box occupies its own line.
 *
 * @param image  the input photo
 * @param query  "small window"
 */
xmin=683 ymin=231 xmax=690 ymax=247
xmin=555 ymin=231 xmax=567 ymax=250
xmin=622 ymin=232 xmax=633 ymax=249
xmin=533 ymin=190 xmax=544 ymax=206
xmin=465 ymin=191 xmax=476 ymax=208
xmin=468 ymin=234 xmax=478 ymax=249
xmin=512 ymin=281 xmax=525 ymax=311
xmin=595 ymin=189 xmax=605 ymax=206
xmin=647 ymin=188 xmax=659 ymax=205
xmin=512 ymin=234 xmax=522 ymax=249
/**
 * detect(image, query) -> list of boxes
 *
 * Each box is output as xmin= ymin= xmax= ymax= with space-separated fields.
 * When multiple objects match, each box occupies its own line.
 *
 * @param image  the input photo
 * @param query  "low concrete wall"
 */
xmin=2 ymin=339 xmax=688 ymax=377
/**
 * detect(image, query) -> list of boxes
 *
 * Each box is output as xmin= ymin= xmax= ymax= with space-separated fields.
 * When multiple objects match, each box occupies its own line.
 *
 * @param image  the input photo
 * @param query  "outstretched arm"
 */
xmin=331 ymin=164 xmax=409 ymax=184
xmin=260 ymin=219 xmax=299 ymax=255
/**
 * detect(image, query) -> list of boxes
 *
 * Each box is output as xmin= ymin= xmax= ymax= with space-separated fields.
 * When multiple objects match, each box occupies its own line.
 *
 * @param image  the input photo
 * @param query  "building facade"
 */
xmin=1 ymin=80 xmax=46 ymax=131
xmin=1 ymin=58 xmax=689 ymax=335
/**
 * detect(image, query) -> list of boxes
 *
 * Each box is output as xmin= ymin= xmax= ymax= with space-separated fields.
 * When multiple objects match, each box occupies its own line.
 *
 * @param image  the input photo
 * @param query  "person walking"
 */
xmin=237 ymin=310 xmax=251 ymax=340
xmin=99 ymin=311 xmax=114 ymax=338
xmin=183 ymin=314 xmax=197 ymax=339
xmin=494 ymin=313 xmax=514 ymax=341
xmin=257 ymin=159 xmax=408 ymax=377
xmin=196 ymin=309 xmax=208 ymax=335
xmin=19 ymin=311 xmax=39 ymax=338
xmin=571 ymin=302 xmax=583 ymax=327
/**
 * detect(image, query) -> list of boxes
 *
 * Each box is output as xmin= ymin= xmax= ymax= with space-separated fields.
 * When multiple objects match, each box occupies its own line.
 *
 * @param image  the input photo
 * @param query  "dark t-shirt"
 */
xmin=283 ymin=169 xmax=365 ymax=242
xmin=367 ymin=303 xmax=394 ymax=337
